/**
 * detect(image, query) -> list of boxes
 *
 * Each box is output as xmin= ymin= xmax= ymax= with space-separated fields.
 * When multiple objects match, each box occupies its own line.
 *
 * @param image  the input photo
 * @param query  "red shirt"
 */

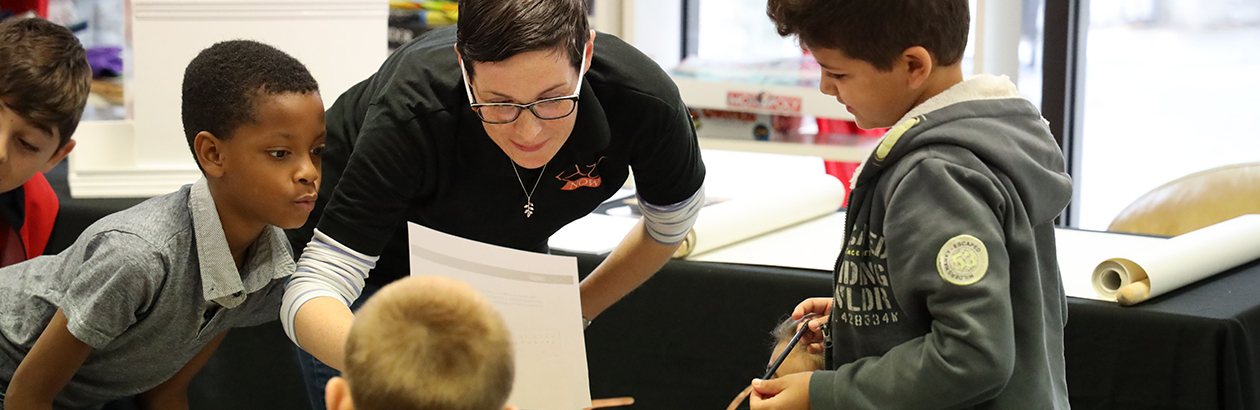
xmin=0 ymin=172 xmax=59 ymax=266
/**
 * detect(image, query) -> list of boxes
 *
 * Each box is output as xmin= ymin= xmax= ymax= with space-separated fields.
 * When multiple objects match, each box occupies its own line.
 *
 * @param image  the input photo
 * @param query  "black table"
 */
xmin=576 ymin=253 xmax=1260 ymax=410
xmin=573 ymin=255 xmax=831 ymax=410
xmin=42 ymin=163 xmax=1260 ymax=410
xmin=1064 ymin=256 xmax=1260 ymax=410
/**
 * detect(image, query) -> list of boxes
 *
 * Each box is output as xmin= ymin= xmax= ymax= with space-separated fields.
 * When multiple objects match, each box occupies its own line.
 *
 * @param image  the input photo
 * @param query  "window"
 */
xmin=1074 ymin=0 xmax=1260 ymax=229
xmin=694 ymin=0 xmax=799 ymax=62
xmin=687 ymin=0 xmax=1045 ymax=104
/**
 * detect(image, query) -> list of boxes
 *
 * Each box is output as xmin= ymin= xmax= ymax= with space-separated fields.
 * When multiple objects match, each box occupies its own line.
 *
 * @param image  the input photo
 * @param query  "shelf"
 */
xmin=69 ymin=0 xmax=386 ymax=198
xmin=671 ymin=75 xmax=855 ymax=120
xmin=697 ymin=133 xmax=879 ymax=163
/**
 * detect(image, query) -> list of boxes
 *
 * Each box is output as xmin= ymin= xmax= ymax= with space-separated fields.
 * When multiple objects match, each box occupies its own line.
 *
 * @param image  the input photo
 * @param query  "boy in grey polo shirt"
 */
xmin=0 ymin=40 xmax=325 ymax=409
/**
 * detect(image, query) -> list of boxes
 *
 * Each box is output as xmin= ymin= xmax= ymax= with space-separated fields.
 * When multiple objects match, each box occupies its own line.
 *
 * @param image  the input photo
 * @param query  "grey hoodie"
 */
xmin=809 ymin=75 xmax=1074 ymax=409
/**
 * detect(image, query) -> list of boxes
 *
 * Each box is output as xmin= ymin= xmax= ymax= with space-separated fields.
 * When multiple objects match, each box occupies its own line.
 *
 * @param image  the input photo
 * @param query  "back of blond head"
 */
xmin=344 ymin=276 xmax=514 ymax=410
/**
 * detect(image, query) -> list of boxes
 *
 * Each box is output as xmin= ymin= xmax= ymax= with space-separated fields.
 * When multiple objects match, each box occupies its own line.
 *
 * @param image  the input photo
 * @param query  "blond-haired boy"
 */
xmin=325 ymin=276 xmax=515 ymax=410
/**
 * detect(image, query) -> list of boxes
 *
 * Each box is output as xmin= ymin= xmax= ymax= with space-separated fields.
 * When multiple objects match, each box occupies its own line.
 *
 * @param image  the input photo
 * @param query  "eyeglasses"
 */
xmin=458 ymin=46 xmax=587 ymax=125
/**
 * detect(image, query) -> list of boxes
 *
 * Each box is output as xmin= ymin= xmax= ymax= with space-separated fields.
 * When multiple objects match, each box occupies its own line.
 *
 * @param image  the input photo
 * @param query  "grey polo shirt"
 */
xmin=0 ymin=178 xmax=293 ymax=409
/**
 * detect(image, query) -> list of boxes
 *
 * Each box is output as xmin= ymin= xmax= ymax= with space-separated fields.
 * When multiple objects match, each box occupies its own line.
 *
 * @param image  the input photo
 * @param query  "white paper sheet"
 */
xmin=407 ymin=222 xmax=591 ymax=410
xmin=689 ymin=212 xmax=847 ymax=270
xmin=548 ymin=175 xmax=844 ymax=257
xmin=696 ymin=220 xmax=1258 ymax=305
xmin=549 ymin=150 xmax=840 ymax=256
xmin=547 ymin=213 xmax=641 ymax=255
xmin=689 ymin=218 xmax=1177 ymax=294
xmin=1088 ymin=214 xmax=1260 ymax=303
xmin=676 ymin=173 xmax=845 ymax=257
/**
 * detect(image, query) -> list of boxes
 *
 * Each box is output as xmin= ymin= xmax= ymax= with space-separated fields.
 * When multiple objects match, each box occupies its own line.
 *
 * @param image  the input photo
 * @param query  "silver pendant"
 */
xmin=524 ymin=202 xmax=535 ymax=218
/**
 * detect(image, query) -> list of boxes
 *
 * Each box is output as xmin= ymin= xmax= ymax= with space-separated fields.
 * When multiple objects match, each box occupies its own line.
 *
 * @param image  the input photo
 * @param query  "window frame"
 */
xmin=676 ymin=0 xmax=1088 ymax=227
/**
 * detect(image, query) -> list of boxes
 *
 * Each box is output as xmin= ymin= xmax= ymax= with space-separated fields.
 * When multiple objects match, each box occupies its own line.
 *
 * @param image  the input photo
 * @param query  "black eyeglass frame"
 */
xmin=468 ymin=95 xmax=581 ymax=124
xmin=457 ymin=44 xmax=588 ymax=125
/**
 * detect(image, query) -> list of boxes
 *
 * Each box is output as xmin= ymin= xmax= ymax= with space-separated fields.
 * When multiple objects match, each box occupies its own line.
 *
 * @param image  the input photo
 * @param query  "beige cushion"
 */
xmin=1109 ymin=162 xmax=1260 ymax=237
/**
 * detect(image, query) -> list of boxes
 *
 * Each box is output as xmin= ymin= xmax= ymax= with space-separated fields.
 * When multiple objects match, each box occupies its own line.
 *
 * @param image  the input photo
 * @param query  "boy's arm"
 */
xmin=810 ymin=159 xmax=1016 ymax=410
xmin=136 ymin=331 xmax=228 ymax=410
xmin=5 ymin=231 xmax=164 ymax=408
xmin=4 ymin=309 xmax=94 ymax=410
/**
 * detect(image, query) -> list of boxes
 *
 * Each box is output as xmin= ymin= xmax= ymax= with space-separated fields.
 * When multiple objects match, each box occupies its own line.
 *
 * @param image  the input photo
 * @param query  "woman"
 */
xmin=280 ymin=0 xmax=706 ymax=406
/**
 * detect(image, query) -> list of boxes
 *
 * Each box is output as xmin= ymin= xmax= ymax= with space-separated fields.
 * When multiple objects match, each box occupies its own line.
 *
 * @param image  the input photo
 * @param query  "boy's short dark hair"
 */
xmin=180 ymin=40 xmax=318 ymax=160
xmin=767 ymin=0 xmax=970 ymax=71
xmin=456 ymin=0 xmax=589 ymax=80
xmin=0 ymin=17 xmax=92 ymax=148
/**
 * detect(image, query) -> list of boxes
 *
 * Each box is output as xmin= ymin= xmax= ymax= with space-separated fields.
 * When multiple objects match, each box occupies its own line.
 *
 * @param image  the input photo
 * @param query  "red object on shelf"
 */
xmin=815 ymin=118 xmax=886 ymax=207
xmin=816 ymin=117 xmax=887 ymax=137
xmin=10 ymin=0 xmax=45 ymax=16
xmin=0 ymin=0 xmax=48 ymax=16
xmin=817 ymin=118 xmax=852 ymax=135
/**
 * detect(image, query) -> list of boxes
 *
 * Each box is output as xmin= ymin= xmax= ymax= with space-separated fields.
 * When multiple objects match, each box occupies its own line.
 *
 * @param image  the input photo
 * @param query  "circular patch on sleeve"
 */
xmin=936 ymin=234 xmax=989 ymax=286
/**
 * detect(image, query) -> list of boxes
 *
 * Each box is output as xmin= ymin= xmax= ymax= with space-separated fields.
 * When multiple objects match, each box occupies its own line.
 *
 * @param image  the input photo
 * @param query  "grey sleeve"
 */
xmin=811 ymin=158 xmax=1015 ymax=409
xmin=60 ymin=232 xmax=166 ymax=349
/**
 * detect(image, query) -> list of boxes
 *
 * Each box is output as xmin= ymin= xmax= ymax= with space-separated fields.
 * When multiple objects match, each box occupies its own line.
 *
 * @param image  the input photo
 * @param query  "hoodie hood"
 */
xmin=852 ymin=74 xmax=1072 ymax=225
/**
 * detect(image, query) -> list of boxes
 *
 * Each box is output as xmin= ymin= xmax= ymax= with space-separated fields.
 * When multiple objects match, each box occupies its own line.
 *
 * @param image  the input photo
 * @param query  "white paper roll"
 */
xmin=674 ymin=173 xmax=846 ymax=258
xmin=1090 ymin=214 xmax=1260 ymax=304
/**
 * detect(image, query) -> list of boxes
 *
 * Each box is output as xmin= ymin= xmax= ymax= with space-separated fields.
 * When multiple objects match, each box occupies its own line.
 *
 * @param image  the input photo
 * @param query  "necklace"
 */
xmin=510 ymin=160 xmax=547 ymax=218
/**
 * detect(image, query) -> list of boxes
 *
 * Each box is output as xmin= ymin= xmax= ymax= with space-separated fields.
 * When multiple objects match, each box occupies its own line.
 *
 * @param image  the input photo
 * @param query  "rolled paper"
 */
xmin=1091 ymin=214 xmax=1260 ymax=305
xmin=672 ymin=229 xmax=697 ymax=258
xmin=672 ymin=173 xmax=846 ymax=258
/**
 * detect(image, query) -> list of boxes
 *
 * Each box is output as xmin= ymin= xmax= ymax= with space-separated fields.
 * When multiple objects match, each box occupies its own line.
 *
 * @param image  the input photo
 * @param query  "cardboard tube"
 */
xmin=1089 ymin=215 xmax=1260 ymax=305
xmin=1091 ymin=257 xmax=1149 ymax=301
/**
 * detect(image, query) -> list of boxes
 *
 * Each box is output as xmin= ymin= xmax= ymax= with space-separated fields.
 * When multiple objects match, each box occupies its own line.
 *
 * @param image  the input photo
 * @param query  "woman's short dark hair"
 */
xmin=0 ymin=17 xmax=91 ymax=148
xmin=767 ymin=0 xmax=970 ymax=71
xmin=456 ymin=0 xmax=590 ymax=80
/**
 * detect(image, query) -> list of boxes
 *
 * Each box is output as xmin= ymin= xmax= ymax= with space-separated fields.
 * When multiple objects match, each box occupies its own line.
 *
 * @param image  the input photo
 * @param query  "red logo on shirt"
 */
xmin=556 ymin=157 xmax=606 ymax=191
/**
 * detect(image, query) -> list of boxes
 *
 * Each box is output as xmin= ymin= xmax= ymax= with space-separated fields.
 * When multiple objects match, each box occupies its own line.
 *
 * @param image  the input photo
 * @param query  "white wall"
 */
xmin=973 ymin=0 xmax=1024 ymax=82
xmin=629 ymin=0 xmax=682 ymax=69
xmin=589 ymin=0 xmax=683 ymax=69
xmin=70 ymin=0 xmax=387 ymax=198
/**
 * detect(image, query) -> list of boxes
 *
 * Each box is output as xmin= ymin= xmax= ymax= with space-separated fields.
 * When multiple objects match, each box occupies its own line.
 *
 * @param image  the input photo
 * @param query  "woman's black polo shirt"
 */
xmin=289 ymin=26 xmax=706 ymax=286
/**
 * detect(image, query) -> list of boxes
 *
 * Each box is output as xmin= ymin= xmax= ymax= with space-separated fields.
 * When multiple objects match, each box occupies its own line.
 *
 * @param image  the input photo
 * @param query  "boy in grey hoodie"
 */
xmin=751 ymin=1 xmax=1073 ymax=409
